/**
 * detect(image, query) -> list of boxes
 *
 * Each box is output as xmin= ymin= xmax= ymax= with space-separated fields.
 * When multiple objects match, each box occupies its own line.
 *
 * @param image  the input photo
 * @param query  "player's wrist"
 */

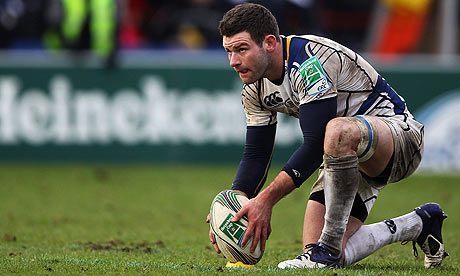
xmin=258 ymin=172 xmax=295 ymax=206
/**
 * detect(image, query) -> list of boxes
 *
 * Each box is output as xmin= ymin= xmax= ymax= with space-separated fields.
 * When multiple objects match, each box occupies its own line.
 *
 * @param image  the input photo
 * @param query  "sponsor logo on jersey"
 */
xmin=298 ymin=56 xmax=331 ymax=95
xmin=263 ymin=91 xmax=283 ymax=107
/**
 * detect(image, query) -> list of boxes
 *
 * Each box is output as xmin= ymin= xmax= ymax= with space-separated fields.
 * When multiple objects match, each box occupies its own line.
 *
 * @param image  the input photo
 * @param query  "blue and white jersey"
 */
xmin=241 ymin=35 xmax=421 ymax=130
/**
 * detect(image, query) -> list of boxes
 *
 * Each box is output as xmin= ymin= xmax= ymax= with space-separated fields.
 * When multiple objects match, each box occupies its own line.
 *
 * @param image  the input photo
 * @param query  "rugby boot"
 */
xmin=278 ymin=243 xmax=342 ymax=269
xmin=414 ymin=203 xmax=448 ymax=268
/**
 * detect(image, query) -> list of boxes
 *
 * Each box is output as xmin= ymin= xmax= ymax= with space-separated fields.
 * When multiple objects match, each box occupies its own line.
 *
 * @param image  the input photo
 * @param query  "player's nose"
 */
xmin=229 ymin=54 xmax=241 ymax=68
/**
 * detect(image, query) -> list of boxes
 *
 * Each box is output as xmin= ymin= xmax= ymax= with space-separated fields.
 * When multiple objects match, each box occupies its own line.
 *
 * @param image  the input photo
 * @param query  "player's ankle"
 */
xmin=318 ymin=242 xmax=341 ymax=257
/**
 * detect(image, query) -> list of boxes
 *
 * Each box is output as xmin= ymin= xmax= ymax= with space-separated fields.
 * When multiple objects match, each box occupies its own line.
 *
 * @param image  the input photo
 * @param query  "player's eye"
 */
xmin=239 ymin=48 xmax=246 ymax=53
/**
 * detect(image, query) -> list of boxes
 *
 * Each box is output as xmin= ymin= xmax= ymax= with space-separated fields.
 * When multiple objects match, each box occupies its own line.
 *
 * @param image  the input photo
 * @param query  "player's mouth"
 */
xmin=238 ymin=69 xmax=249 ymax=76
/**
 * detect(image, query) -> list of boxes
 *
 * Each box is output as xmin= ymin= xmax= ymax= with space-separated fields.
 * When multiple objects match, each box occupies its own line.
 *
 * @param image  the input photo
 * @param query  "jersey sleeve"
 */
xmin=232 ymin=124 xmax=276 ymax=198
xmin=282 ymin=97 xmax=337 ymax=186
xmin=242 ymin=81 xmax=278 ymax=126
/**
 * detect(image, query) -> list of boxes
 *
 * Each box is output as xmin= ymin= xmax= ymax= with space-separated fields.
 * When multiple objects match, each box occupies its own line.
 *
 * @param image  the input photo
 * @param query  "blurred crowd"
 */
xmin=0 ymin=0 xmax=455 ymax=65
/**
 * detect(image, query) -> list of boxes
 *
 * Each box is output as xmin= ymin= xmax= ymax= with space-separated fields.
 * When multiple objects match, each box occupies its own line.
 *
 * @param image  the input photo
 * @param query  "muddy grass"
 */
xmin=74 ymin=239 xmax=167 ymax=254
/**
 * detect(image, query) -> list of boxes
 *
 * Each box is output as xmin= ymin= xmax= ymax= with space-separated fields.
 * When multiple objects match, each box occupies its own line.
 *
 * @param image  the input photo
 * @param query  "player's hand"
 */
xmin=206 ymin=213 xmax=221 ymax=254
xmin=232 ymin=196 xmax=272 ymax=253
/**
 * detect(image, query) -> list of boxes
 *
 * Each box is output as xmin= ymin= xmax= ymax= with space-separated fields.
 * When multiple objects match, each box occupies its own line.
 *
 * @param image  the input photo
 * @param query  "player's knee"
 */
xmin=324 ymin=118 xmax=360 ymax=156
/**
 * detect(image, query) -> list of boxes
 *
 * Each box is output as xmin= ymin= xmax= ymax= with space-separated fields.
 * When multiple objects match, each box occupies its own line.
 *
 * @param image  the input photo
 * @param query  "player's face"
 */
xmin=223 ymin=31 xmax=269 ymax=84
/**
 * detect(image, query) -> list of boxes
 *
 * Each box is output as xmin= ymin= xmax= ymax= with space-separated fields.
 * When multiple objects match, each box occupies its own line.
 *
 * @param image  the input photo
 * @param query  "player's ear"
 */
xmin=263 ymin=35 xmax=277 ymax=52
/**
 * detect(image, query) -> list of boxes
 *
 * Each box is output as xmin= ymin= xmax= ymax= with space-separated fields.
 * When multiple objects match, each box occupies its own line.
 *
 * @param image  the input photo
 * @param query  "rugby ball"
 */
xmin=209 ymin=190 xmax=263 ymax=265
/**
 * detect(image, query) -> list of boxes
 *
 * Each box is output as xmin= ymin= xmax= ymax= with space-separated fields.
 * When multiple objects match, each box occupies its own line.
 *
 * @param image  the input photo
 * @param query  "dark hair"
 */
xmin=218 ymin=3 xmax=280 ymax=46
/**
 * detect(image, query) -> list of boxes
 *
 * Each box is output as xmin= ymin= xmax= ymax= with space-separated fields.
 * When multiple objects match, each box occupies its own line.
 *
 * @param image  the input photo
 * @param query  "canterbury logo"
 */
xmin=384 ymin=219 xmax=397 ymax=234
xmin=264 ymin=91 xmax=283 ymax=107
xmin=292 ymin=169 xmax=301 ymax=178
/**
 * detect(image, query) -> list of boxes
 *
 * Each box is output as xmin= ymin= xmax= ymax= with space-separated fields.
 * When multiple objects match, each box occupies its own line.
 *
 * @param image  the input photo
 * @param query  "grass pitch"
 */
xmin=0 ymin=163 xmax=459 ymax=275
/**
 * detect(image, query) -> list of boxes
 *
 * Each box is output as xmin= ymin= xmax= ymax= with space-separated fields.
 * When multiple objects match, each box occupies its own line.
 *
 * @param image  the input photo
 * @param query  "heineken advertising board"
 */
xmin=0 ymin=57 xmax=301 ymax=163
xmin=1 ymin=52 xmax=460 ymax=165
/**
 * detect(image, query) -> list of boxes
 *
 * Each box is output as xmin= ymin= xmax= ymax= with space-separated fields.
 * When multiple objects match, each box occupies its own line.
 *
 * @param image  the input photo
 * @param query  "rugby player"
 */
xmin=207 ymin=3 xmax=448 ymax=268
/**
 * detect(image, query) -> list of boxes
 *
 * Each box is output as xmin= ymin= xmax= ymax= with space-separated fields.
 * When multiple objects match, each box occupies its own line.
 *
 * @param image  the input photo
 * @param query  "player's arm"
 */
xmin=282 ymin=96 xmax=337 ymax=186
xmin=282 ymin=47 xmax=340 ymax=182
xmin=232 ymin=124 xmax=276 ymax=198
xmin=207 ymin=124 xmax=276 ymax=254
xmin=232 ymin=82 xmax=278 ymax=198
xmin=234 ymin=96 xmax=337 ymax=253
xmin=207 ymin=82 xmax=276 ymax=253
xmin=233 ymin=169 xmax=294 ymax=253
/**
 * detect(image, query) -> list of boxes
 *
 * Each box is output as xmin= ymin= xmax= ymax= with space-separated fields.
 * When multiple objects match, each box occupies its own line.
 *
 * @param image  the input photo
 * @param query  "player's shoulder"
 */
xmin=283 ymin=35 xmax=345 ymax=69
xmin=284 ymin=34 xmax=344 ymax=54
xmin=241 ymin=81 xmax=264 ymax=107
xmin=286 ymin=34 xmax=336 ymax=45
xmin=241 ymin=80 xmax=261 ymax=96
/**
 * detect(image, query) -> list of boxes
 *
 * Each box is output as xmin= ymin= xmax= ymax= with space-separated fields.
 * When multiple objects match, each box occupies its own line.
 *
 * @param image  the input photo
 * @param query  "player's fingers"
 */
xmin=209 ymin=229 xmax=215 ymax=243
xmin=267 ymin=223 xmax=272 ymax=240
xmin=206 ymin=213 xmax=210 ymax=223
xmin=232 ymin=206 xmax=246 ymax=223
xmin=241 ymin=223 xmax=254 ymax=248
xmin=209 ymin=230 xmax=221 ymax=254
xmin=208 ymin=214 xmax=220 ymax=253
xmin=213 ymin=241 xmax=221 ymax=254
xmin=260 ymin=231 xmax=267 ymax=252
xmin=251 ymin=226 xmax=261 ymax=253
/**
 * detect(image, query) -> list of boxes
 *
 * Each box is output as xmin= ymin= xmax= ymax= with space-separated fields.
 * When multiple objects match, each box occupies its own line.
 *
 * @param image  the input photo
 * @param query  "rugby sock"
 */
xmin=343 ymin=211 xmax=423 ymax=267
xmin=319 ymin=154 xmax=359 ymax=257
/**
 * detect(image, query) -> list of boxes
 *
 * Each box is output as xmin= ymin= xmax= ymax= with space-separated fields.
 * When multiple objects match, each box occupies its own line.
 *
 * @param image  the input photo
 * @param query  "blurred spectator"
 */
xmin=119 ymin=0 xmax=232 ymax=49
xmin=0 ymin=0 xmax=49 ymax=48
xmin=318 ymin=0 xmax=376 ymax=52
xmin=368 ymin=0 xmax=434 ymax=59
xmin=0 ymin=0 xmax=371 ymax=51
xmin=237 ymin=0 xmax=323 ymax=36
xmin=1 ymin=0 xmax=457 ymax=59
xmin=44 ymin=0 xmax=119 ymax=67
xmin=1 ymin=0 xmax=119 ymax=67
xmin=173 ymin=0 xmax=232 ymax=49
xmin=280 ymin=0 xmax=323 ymax=36
xmin=118 ymin=0 xmax=146 ymax=48
xmin=119 ymin=0 xmax=181 ymax=49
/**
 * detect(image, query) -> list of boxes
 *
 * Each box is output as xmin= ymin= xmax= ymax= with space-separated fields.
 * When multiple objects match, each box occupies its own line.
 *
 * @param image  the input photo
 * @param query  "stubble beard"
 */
xmin=240 ymin=49 xmax=270 ymax=84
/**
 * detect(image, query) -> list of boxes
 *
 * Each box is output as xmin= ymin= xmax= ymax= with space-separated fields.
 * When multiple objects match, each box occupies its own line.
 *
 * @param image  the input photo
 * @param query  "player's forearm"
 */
xmin=283 ymin=98 xmax=337 ymax=187
xmin=256 ymin=171 xmax=296 ymax=207
xmin=232 ymin=124 xmax=276 ymax=198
